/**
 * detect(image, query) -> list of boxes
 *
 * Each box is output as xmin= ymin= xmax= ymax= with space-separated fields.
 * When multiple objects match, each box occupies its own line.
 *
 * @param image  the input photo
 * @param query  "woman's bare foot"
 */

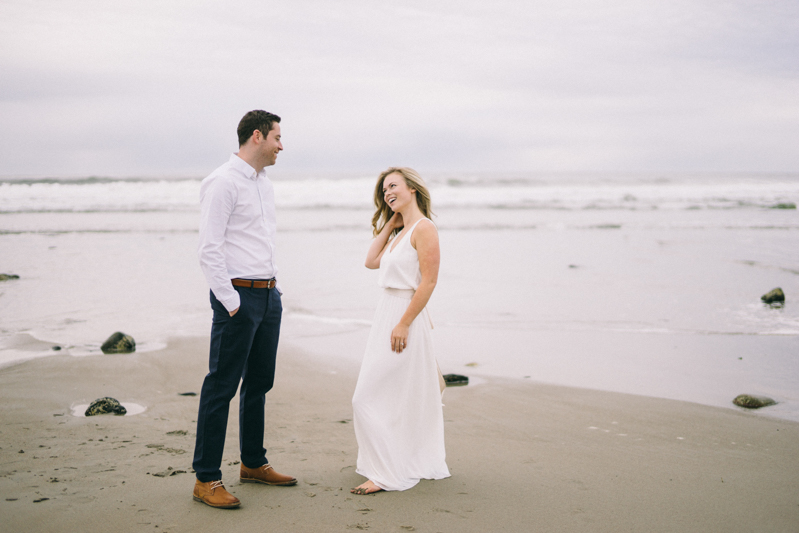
xmin=350 ymin=480 xmax=383 ymax=495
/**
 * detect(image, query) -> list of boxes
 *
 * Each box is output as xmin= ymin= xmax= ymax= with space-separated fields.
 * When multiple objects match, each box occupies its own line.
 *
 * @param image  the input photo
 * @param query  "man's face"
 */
xmin=260 ymin=123 xmax=282 ymax=167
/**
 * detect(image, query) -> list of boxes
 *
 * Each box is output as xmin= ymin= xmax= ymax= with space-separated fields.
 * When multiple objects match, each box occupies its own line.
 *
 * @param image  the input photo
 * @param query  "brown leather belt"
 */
xmin=232 ymin=278 xmax=276 ymax=289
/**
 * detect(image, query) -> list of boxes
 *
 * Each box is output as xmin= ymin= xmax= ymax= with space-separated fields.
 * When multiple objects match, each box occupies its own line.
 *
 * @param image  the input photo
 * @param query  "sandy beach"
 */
xmin=1 ymin=336 xmax=797 ymax=532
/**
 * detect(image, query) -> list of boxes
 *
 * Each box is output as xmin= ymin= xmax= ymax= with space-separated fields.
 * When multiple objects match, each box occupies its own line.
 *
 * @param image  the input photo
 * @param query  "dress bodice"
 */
xmin=377 ymin=218 xmax=431 ymax=290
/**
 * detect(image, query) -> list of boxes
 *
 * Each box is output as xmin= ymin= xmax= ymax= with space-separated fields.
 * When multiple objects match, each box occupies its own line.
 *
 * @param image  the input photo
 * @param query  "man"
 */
xmin=192 ymin=110 xmax=296 ymax=509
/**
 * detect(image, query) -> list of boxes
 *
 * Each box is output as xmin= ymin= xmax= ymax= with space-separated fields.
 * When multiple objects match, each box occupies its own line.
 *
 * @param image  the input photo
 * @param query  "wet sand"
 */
xmin=1 ymin=337 xmax=798 ymax=532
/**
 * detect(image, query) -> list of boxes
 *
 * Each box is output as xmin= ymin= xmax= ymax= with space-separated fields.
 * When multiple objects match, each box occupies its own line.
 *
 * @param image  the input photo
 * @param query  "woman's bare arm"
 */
xmin=390 ymin=220 xmax=440 ymax=352
xmin=365 ymin=212 xmax=403 ymax=269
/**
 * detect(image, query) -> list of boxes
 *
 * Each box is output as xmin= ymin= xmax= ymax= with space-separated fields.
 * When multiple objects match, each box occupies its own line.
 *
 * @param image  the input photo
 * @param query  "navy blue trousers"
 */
xmin=192 ymin=285 xmax=282 ymax=482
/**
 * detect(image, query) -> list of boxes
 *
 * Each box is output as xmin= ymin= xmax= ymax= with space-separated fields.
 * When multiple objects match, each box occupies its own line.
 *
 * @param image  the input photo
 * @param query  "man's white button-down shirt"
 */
xmin=198 ymin=153 xmax=279 ymax=312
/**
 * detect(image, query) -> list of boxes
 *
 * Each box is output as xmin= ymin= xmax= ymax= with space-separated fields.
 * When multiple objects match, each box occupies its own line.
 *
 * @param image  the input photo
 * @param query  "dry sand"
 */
xmin=1 ymin=337 xmax=798 ymax=532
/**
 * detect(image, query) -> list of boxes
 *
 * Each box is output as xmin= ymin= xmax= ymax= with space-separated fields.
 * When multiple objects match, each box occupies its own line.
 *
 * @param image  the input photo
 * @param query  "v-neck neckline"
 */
xmin=388 ymin=218 xmax=424 ymax=254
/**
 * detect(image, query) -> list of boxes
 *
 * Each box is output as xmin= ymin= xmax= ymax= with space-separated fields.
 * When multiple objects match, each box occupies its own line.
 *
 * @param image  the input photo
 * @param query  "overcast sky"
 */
xmin=1 ymin=0 xmax=797 ymax=177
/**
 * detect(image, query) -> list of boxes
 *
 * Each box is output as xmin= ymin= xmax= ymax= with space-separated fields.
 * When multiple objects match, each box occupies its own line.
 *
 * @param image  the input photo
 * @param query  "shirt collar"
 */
xmin=229 ymin=153 xmax=262 ymax=181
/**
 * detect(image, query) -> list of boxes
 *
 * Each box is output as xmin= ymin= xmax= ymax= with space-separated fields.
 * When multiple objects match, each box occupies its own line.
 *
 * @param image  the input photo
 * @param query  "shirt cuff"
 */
xmin=214 ymin=287 xmax=241 ymax=313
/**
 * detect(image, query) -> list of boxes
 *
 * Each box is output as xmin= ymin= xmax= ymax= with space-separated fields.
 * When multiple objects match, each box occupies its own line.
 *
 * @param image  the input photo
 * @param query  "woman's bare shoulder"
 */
xmin=416 ymin=218 xmax=438 ymax=234
xmin=411 ymin=218 xmax=439 ymax=248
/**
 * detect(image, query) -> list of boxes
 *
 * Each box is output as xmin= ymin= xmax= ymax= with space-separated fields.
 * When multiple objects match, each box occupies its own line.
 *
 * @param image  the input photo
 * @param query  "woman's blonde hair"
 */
xmin=371 ymin=167 xmax=434 ymax=236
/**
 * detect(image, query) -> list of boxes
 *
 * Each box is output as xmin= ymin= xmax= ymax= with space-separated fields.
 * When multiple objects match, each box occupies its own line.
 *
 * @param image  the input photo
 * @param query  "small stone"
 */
xmin=177 ymin=392 xmax=197 ymax=396
xmin=761 ymin=288 xmax=785 ymax=304
xmin=85 ymin=397 xmax=127 ymax=416
xmin=733 ymin=394 xmax=777 ymax=409
xmin=0 ymin=273 xmax=20 ymax=281
xmin=51 ymin=346 xmax=61 ymax=351
xmin=166 ymin=430 xmax=188 ymax=436
xmin=443 ymin=374 xmax=469 ymax=386
xmin=101 ymin=332 xmax=136 ymax=354
xmin=465 ymin=362 xmax=478 ymax=367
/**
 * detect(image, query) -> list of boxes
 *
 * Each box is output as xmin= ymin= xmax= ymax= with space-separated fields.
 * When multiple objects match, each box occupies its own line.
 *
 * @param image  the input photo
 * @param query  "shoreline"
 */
xmin=1 ymin=327 xmax=795 ymax=424
xmin=1 ymin=336 xmax=798 ymax=532
xmin=2 ymin=202 xmax=798 ymax=429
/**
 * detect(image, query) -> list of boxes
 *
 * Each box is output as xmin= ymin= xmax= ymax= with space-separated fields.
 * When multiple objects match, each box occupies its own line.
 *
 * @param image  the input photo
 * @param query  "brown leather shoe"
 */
xmin=240 ymin=463 xmax=297 ymax=486
xmin=193 ymin=479 xmax=240 ymax=508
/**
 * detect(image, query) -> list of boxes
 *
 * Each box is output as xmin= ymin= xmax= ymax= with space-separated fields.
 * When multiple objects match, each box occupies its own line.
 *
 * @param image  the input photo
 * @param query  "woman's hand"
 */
xmin=387 ymin=211 xmax=404 ymax=232
xmin=365 ymin=212 xmax=405 ymax=270
xmin=390 ymin=323 xmax=409 ymax=353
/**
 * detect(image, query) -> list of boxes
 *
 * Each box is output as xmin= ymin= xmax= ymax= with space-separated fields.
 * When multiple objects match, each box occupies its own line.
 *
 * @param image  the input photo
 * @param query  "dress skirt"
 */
xmin=352 ymin=288 xmax=450 ymax=491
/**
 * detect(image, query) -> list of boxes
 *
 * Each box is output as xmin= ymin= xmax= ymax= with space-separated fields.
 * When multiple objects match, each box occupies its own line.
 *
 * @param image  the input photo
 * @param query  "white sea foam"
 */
xmin=1 ymin=174 xmax=797 ymax=213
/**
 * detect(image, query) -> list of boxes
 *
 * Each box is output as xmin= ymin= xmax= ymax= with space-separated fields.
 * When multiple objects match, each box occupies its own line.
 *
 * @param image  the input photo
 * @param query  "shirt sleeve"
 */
xmin=198 ymin=176 xmax=241 ymax=312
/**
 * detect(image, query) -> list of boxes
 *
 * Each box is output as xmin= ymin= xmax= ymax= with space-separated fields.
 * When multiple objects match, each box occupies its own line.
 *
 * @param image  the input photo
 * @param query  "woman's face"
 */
xmin=382 ymin=172 xmax=416 ymax=212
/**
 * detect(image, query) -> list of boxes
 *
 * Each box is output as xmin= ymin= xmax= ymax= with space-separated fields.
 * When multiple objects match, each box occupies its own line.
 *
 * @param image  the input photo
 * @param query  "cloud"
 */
xmin=1 ymin=0 xmax=797 ymax=176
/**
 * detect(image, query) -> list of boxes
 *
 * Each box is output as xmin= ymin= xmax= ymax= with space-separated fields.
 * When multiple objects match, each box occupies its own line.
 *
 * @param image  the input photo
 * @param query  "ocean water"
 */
xmin=1 ymin=173 xmax=798 ymax=420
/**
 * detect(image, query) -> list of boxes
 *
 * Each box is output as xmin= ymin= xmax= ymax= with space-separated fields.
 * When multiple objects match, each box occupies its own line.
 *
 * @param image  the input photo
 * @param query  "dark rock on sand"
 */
xmin=733 ymin=394 xmax=776 ymax=409
xmin=0 ymin=273 xmax=20 ymax=281
xmin=443 ymin=374 xmax=469 ymax=386
xmin=178 ymin=392 xmax=197 ymax=396
xmin=101 ymin=332 xmax=136 ymax=354
xmin=85 ymin=397 xmax=127 ymax=416
xmin=761 ymin=288 xmax=785 ymax=304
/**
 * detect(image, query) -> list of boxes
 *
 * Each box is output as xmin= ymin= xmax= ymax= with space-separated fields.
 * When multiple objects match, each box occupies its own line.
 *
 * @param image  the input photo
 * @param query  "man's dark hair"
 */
xmin=237 ymin=110 xmax=281 ymax=147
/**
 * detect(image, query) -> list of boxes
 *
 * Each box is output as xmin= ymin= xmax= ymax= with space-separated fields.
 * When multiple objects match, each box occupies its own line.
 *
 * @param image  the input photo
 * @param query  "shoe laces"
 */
xmin=210 ymin=480 xmax=225 ymax=490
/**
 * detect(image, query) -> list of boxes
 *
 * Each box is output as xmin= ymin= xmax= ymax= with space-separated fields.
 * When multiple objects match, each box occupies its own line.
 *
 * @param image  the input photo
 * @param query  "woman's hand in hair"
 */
xmin=387 ymin=211 xmax=404 ymax=232
xmin=365 ymin=212 xmax=404 ymax=269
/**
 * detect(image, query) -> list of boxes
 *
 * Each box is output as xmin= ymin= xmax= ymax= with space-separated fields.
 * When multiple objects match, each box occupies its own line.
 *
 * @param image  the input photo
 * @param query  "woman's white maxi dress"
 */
xmin=352 ymin=218 xmax=451 ymax=491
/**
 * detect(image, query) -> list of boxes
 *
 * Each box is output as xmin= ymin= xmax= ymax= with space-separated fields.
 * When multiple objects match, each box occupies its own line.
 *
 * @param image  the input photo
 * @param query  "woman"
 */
xmin=351 ymin=167 xmax=450 ymax=495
